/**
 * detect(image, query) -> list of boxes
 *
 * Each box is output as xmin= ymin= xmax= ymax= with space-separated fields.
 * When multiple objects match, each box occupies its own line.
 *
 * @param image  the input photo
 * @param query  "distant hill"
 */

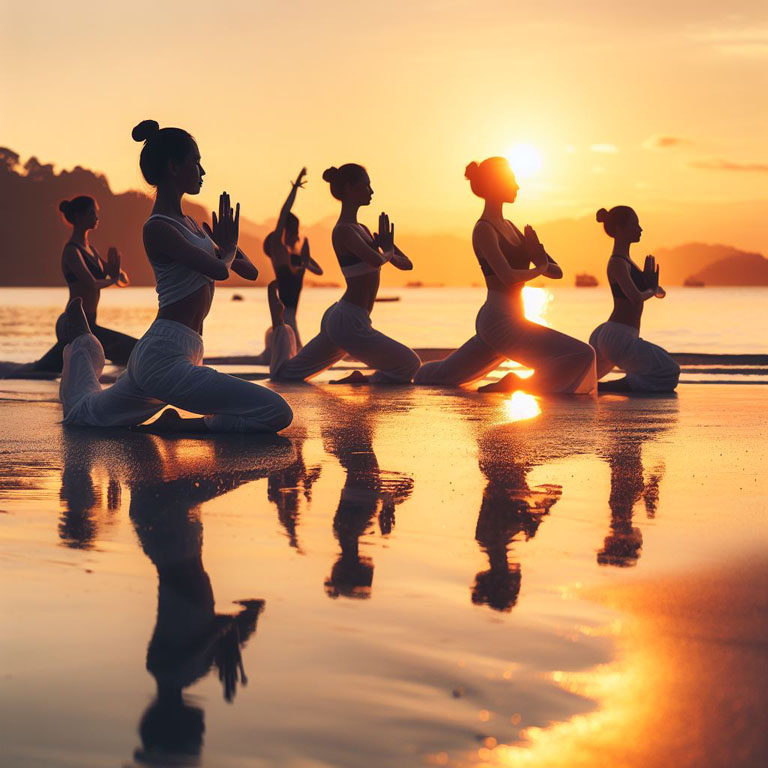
xmin=1 ymin=147 xmax=766 ymax=287
xmin=684 ymin=251 xmax=768 ymax=286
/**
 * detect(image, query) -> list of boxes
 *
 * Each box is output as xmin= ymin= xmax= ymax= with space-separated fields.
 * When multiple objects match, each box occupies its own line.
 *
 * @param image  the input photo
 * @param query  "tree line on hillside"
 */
xmin=1 ymin=148 xmax=766 ymax=287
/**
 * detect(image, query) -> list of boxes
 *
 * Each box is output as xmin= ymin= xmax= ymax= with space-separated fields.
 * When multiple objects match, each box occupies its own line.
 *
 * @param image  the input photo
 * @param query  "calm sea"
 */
xmin=0 ymin=286 xmax=765 ymax=362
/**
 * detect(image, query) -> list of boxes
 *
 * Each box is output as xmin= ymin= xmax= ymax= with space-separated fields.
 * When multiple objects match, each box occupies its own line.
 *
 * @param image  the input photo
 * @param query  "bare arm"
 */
xmin=473 ymin=223 xmax=544 ymax=286
xmin=275 ymin=167 xmax=306 ymax=242
xmin=523 ymin=226 xmax=562 ymax=279
xmin=609 ymin=259 xmax=654 ymax=303
xmin=144 ymin=220 xmax=231 ymax=280
xmin=63 ymin=245 xmax=116 ymax=289
xmin=334 ymin=225 xmax=393 ymax=267
xmin=230 ymin=247 xmax=259 ymax=280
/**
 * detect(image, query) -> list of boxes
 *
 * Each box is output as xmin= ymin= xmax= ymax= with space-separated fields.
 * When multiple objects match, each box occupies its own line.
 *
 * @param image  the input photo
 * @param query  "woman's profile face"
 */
xmin=79 ymin=203 xmax=99 ymax=230
xmin=344 ymin=172 xmax=373 ymax=207
xmin=172 ymin=140 xmax=205 ymax=195
xmin=622 ymin=212 xmax=642 ymax=243
xmin=495 ymin=162 xmax=519 ymax=203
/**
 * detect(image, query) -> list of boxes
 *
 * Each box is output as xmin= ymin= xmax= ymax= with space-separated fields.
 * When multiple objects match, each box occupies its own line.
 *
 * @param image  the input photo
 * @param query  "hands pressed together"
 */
xmin=203 ymin=192 xmax=240 ymax=264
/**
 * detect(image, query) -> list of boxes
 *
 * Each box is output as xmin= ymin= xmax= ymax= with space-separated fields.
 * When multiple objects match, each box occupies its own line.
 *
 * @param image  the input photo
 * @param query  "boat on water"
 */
xmin=684 ymin=277 xmax=705 ymax=287
xmin=575 ymin=273 xmax=599 ymax=287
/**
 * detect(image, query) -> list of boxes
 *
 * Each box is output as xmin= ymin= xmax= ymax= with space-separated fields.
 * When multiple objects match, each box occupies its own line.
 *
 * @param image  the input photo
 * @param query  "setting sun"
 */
xmin=506 ymin=143 xmax=543 ymax=180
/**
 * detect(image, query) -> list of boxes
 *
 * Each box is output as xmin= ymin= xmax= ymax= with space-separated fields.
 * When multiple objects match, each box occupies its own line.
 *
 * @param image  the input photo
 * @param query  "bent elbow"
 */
xmin=212 ymin=263 xmax=230 ymax=281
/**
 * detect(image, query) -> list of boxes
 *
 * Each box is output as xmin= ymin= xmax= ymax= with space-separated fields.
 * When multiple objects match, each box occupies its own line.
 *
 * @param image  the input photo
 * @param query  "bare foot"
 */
xmin=132 ymin=408 xmax=209 ymax=434
xmin=477 ymin=372 xmax=524 ymax=393
xmin=59 ymin=298 xmax=91 ymax=343
xmin=330 ymin=370 xmax=369 ymax=384
xmin=268 ymin=281 xmax=285 ymax=327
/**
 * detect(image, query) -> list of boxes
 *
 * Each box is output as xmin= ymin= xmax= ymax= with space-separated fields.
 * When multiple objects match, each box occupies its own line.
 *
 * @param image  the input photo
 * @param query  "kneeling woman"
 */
xmin=589 ymin=206 xmax=679 ymax=392
xmin=33 ymin=195 xmax=137 ymax=373
xmin=269 ymin=164 xmax=420 ymax=384
xmin=58 ymin=120 xmax=293 ymax=433
xmin=415 ymin=157 xmax=595 ymax=393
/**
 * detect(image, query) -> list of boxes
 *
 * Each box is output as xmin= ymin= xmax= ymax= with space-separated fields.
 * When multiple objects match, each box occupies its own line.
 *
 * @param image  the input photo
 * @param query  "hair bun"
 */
xmin=322 ymin=166 xmax=338 ymax=183
xmin=596 ymin=208 xmax=608 ymax=223
xmin=132 ymin=119 xmax=160 ymax=142
xmin=59 ymin=200 xmax=71 ymax=214
xmin=464 ymin=161 xmax=479 ymax=180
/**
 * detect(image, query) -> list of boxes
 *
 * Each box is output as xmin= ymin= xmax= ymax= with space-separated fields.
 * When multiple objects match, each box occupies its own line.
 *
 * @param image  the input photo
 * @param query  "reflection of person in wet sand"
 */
xmin=473 ymin=424 xmax=562 ymax=611
xmin=267 ymin=433 xmax=322 ymax=553
xmin=321 ymin=396 xmax=413 ymax=599
xmin=597 ymin=403 xmax=672 ymax=567
xmin=126 ymin=436 xmax=294 ymax=766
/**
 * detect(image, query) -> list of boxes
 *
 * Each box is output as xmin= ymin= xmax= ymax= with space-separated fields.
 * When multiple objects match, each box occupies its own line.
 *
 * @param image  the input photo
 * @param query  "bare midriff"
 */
xmin=341 ymin=272 xmax=381 ymax=314
xmin=608 ymin=299 xmax=643 ymax=330
xmin=156 ymin=282 xmax=215 ymax=335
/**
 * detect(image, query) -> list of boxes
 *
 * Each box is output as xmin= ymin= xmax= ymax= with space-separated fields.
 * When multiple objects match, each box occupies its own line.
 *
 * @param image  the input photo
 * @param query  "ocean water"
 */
xmin=0 ymin=286 xmax=766 ymax=364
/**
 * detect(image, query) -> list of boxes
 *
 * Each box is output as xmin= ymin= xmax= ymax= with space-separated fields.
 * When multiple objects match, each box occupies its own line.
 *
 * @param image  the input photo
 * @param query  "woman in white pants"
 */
xmin=589 ymin=206 xmax=679 ymax=393
xmin=59 ymin=119 xmax=293 ymax=433
xmin=269 ymin=163 xmax=420 ymax=384
xmin=415 ymin=157 xmax=595 ymax=393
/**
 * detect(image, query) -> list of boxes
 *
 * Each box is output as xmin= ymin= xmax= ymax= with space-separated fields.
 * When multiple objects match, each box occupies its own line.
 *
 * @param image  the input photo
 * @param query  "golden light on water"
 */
xmin=506 ymin=143 xmax=543 ymax=179
xmin=522 ymin=287 xmax=550 ymax=325
xmin=503 ymin=392 xmax=541 ymax=422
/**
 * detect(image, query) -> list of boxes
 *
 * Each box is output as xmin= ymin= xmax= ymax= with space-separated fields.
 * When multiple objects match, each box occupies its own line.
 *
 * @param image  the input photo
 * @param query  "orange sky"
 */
xmin=2 ymin=0 xmax=766 ymax=240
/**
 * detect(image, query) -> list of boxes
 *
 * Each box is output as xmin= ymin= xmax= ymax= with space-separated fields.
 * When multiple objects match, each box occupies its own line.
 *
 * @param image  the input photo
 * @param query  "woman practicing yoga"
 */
xmin=268 ymin=163 xmax=421 ymax=384
xmin=57 ymin=120 xmax=293 ymax=433
xmin=30 ymin=196 xmax=137 ymax=374
xmin=589 ymin=206 xmax=679 ymax=392
xmin=256 ymin=167 xmax=323 ymax=361
xmin=415 ymin=157 xmax=595 ymax=393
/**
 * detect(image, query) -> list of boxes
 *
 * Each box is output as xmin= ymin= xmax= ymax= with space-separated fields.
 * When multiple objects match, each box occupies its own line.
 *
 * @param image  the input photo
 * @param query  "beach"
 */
xmin=1 ymin=376 xmax=766 ymax=767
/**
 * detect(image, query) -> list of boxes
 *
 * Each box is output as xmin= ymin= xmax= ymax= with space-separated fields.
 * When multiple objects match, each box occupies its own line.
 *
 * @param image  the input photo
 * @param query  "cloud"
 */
xmin=643 ymin=135 xmax=692 ymax=150
xmin=689 ymin=26 xmax=768 ymax=58
xmin=689 ymin=157 xmax=768 ymax=173
xmin=590 ymin=144 xmax=618 ymax=154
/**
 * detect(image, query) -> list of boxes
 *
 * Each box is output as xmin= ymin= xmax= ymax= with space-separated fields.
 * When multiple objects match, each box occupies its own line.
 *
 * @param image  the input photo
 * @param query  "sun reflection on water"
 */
xmin=503 ymin=392 xmax=541 ymax=422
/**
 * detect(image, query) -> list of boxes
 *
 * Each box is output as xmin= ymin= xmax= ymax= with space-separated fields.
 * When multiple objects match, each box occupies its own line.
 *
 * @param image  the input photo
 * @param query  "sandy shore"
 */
xmin=0 ymin=383 xmax=766 ymax=767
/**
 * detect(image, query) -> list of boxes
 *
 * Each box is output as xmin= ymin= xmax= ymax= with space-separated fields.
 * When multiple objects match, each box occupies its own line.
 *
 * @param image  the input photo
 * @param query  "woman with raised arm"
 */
xmin=256 ymin=167 xmax=323 ymax=361
xmin=268 ymin=163 xmax=420 ymax=384
xmin=589 ymin=206 xmax=679 ymax=392
xmin=57 ymin=120 xmax=293 ymax=433
xmin=30 ymin=196 xmax=137 ymax=373
xmin=415 ymin=157 xmax=595 ymax=393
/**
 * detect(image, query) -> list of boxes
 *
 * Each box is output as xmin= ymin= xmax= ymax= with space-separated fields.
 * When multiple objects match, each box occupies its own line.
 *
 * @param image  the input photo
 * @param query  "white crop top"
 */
xmin=145 ymin=214 xmax=216 ymax=308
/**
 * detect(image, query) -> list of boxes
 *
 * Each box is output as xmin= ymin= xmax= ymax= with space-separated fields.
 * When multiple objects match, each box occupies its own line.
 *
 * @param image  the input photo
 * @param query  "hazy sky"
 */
xmin=2 ymin=0 xmax=766 ymax=234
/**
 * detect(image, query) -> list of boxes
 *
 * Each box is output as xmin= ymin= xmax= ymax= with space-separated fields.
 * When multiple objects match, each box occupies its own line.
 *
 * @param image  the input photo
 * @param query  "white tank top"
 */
xmin=145 ymin=214 xmax=216 ymax=308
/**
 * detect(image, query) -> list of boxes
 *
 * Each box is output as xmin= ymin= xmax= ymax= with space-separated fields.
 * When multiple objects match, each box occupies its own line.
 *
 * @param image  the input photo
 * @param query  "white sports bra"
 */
xmin=145 ymin=214 xmax=216 ymax=308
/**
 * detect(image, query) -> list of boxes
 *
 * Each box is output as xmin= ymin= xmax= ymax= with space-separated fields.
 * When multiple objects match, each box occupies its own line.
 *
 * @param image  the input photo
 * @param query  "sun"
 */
xmin=506 ymin=143 xmax=543 ymax=179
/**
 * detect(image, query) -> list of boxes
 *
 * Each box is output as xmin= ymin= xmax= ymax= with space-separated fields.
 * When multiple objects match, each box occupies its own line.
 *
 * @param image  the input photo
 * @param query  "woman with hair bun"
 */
xmin=415 ymin=157 xmax=595 ymax=393
xmin=268 ymin=163 xmax=420 ymax=384
xmin=589 ymin=206 xmax=679 ymax=392
xmin=57 ymin=119 xmax=293 ymax=433
xmin=255 ymin=166 xmax=323 ymax=363
xmin=27 ymin=195 xmax=137 ymax=374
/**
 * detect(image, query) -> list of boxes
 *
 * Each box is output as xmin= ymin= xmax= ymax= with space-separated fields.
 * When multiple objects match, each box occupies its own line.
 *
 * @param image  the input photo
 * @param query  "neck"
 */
xmin=338 ymin=200 xmax=360 ymax=224
xmin=70 ymin=225 xmax=89 ymax=247
xmin=481 ymin=198 xmax=505 ymax=222
xmin=611 ymin=239 xmax=631 ymax=258
xmin=152 ymin=185 xmax=185 ymax=217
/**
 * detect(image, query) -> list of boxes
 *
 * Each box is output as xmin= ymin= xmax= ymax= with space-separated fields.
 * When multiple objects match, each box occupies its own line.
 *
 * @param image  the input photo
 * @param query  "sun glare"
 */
xmin=506 ymin=143 xmax=542 ymax=179
xmin=503 ymin=391 xmax=542 ymax=422
xmin=522 ymin=286 xmax=550 ymax=325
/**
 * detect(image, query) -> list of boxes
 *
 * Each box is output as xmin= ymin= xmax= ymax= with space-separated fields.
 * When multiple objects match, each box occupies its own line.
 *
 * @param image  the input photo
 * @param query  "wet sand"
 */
xmin=0 ymin=383 xmax=766 ymax=767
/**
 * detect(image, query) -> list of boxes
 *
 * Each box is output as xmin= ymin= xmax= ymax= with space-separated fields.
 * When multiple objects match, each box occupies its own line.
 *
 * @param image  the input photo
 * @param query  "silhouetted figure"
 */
xmin=322 ymin=397 xmax=413 ymax=598
xmin=590 ymin=206 xmax=680 ymax=393
xmin=256 ymin=167 xmax=323 ymax=363
xmin=57 ymin=120 xmax=293 ymax=433
xmin=1 ymin=196 xmax=138 ymax=379
xmin=269 ymin=163 xmax=421 ymax=384
xmin=267 ymin=434 xmax=322 ymax=553
xmin=472 ymin=424 xmax=562 ymax=611
xmin=415 ymin=157 xmax=595 ymax=393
